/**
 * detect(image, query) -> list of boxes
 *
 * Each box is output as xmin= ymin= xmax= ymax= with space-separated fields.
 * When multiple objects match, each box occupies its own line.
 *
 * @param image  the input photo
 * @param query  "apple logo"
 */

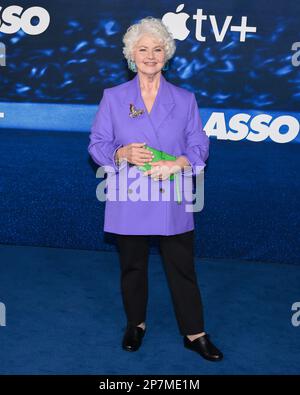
xmin=162 ymin=4 xmax=190 ymax=41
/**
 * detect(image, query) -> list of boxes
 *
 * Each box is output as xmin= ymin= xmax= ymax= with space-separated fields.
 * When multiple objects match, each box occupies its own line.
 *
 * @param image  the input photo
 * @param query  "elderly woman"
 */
xmin=88 ymin=17 xmax=223 ymax=362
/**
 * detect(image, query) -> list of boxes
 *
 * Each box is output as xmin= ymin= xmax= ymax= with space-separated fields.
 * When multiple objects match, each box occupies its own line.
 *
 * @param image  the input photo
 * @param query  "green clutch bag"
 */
xmin=137 ymin=145 xmax=182 ymax=204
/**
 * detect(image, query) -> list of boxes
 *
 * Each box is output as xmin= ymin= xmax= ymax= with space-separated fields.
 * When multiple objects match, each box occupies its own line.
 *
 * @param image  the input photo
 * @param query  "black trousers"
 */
xmin=115 ymin=230 xmax=205 ymax=336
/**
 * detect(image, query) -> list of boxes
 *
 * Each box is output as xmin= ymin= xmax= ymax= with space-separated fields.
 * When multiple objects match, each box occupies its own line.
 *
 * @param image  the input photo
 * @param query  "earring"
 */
xmin=128 ymin=59 xmax=137 ymax=73
xmin=162 ymin=61 xmax=169 ymax=71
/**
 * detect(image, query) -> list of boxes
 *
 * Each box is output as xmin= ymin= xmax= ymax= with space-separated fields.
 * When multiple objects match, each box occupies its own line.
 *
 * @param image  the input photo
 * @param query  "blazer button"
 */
xmin=128 ymin=188 xmax=133 ymax=194
xmin=159 ymin=187 xmax=165 ymax=193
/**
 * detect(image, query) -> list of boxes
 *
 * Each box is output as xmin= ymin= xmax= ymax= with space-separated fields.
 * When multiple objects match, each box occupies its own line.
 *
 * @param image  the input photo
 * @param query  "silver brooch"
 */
xmin=129 ymin=103 xmax=144 ymax=118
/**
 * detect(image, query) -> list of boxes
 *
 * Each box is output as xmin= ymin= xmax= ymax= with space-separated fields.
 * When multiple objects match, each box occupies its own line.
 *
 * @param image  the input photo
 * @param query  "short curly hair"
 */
xmin=122 ymin=16 xmax=176 ymax=62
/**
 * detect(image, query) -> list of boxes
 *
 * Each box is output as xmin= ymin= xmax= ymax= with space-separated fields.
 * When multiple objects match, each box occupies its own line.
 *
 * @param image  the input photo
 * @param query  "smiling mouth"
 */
xmin=145 ymin=62 xmax=157 ymax=65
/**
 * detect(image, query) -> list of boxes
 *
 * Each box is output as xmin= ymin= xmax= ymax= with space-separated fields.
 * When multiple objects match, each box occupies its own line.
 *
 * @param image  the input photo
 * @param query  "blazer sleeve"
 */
xmin=181 ymin=92 xmax=210 ymax=177
xmin=88 ymin=88 xmax=127 ymax=173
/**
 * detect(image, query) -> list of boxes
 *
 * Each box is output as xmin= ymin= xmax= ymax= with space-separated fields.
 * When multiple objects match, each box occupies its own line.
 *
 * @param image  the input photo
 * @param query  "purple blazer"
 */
xmin=88 ymin=73 xmax=209 ymax=235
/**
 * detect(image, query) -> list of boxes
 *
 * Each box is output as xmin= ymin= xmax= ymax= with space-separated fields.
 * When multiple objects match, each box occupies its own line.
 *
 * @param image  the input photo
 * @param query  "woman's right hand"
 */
xmin=116 ymin=143 xmax=154 ymax=166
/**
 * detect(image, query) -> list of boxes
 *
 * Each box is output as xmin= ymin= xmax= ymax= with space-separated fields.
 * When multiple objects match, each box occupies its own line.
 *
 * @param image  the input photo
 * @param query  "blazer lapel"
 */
xmin=122 ymin=73 xmax=175 ymax=150
xmin=147 ymin=73 xmax=175 ymax=133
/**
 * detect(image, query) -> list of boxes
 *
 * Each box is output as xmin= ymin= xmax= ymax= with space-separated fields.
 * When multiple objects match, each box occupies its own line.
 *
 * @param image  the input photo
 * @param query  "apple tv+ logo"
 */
xmin=162 ymin=3 xmax=257 ymax=42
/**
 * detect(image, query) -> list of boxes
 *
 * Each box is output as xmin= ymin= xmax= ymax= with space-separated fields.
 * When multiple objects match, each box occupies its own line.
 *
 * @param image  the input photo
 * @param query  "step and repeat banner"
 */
xmin=0 ymin=0 xmax=299 ymax=142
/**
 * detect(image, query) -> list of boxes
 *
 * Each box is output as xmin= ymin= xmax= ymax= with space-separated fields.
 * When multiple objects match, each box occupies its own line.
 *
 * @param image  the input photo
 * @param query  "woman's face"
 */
xmin=132 ymin=34 xmax=166 ymax=76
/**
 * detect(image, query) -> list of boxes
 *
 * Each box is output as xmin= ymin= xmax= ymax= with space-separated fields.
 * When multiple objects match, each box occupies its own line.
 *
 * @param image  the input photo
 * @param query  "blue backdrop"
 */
xmin=0 ymin=0 xmax=299 ymax=264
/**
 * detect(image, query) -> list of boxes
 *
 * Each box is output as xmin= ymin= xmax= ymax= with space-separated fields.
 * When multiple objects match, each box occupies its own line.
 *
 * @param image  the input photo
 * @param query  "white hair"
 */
xmin=122 ymin=16 xmax=176 ymax=62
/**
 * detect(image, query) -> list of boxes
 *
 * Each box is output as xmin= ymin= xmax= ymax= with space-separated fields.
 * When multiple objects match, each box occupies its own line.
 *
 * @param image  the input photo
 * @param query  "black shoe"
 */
xmin=183 ymin=334 xmax=223 ymax=362
xmin=122 ymin=324 xmax=146 ymax=352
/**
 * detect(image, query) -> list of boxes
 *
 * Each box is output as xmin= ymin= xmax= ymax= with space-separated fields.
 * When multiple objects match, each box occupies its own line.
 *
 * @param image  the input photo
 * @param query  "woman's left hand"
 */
xmin=143 ymin=160 xmax=181 ymax=181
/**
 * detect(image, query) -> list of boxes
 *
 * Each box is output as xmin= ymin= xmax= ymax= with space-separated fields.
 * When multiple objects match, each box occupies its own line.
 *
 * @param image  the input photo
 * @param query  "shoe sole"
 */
xmin=122 ymin=345 xmax=140 ymax=352
xmin=184 ymin=343 xmax=223 ymax=362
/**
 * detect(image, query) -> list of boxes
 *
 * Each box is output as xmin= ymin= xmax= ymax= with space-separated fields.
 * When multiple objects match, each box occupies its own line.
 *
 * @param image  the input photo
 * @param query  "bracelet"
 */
xmin=115 ymin=148 xmax=127 ymax=166
xmin=115 ymin=151 xmax=120 ymax=166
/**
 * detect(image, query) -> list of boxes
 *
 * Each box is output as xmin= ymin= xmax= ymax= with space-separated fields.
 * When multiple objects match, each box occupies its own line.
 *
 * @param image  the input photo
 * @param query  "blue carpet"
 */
xmin=0 ymin=244 xmax=299 ymax=374
xmin=0 ymin=129 xmax=299 ymax=265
